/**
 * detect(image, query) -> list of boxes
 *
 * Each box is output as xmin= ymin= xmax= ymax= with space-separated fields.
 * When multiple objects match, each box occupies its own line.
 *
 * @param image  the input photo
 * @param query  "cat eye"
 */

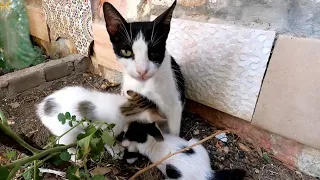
xmin=120 ymin=49 xmax=133 ymax=57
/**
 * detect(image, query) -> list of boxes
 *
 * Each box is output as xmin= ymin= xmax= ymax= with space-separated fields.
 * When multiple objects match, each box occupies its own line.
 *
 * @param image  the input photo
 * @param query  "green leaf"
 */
xmin=102 ymin=130 xmax=115 ymax=146
xmin=263 ymin=152 xmax=272 ymax=164
xmin=0 ymin=167 xmax=10 ymax=180
xmin=107 ymin=124 xmax=116 ymax=130
xmin=68 ymin=120 xmax=74 ymax=127
xmin=92 ymin=175 xmax=106 ymax=180
xmin=77 ymin=135 xmax=92 ymax=156
xmin=51 ymin=154 xmax=64 ymax=166
xmin=90 ymin=138 xmax=104 ymax=161
xmin=79 ymin=170 xmax=87 ymax=179
xmin=23 ymin=171 xmax=32 ymax=180
xmin=58 ymin=113 xmax=66 ymax=124
xmin=5 ymin=150 xmax=16 ymax=160
xmin=66 ymin=165 xmax=80 ymax=180
xmin=60 ymin=151 xmax=71 ymax=161
xmin=72 ymin=115 xmax=77 ymax=121
xmin=65 ymin=112 xmax=71 ymax=120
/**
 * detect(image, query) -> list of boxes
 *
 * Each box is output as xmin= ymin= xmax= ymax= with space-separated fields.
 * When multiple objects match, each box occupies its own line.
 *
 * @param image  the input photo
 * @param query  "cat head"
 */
xmin=103 ymin=1 xmax=176 ymax=81
xmin=120 ymin=121 xmax=164 ymax=147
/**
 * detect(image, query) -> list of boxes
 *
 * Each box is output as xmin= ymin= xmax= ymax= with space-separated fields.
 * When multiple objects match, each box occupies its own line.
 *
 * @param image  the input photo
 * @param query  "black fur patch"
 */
xmin=44 ymin=98 xmax=58 ymax=116
xmin=171 ymin=58 xmax=186 ymax=107
xmin=166 ymin=164 xmax=182 ymax=179
xmin=180 ymin=145 xmax=195 ymax=155
xmin=116 ymin=131 xmax=125 ymax=142
xmin=77 ymin=101 xmax=96 ymax=120
xmin=123 ymin=121 xmax=164 ymax=143
xmin=123 ymin=149 xmax=144 ymax=160
xmin=211 ymin=169 xmax=246 ymax=180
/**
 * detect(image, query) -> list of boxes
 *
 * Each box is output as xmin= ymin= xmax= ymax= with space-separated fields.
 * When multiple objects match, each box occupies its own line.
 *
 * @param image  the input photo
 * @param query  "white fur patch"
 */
xmin=126 ymin=157 xmax=138 ymax=164
xmin=122 ymin=140 xmax=131 ymax=147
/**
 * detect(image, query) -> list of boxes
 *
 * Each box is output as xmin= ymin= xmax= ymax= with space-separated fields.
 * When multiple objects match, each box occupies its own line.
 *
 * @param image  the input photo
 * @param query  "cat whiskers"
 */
xmin=151 ymin=34 xmax=166 ymax=47
xmin=119 ymin=21 xmax=132 ymax=45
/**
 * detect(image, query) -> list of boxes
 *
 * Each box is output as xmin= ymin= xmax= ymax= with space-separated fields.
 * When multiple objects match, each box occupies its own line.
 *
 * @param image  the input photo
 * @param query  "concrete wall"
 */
xmin=149 ymin=0 xmax=320 ymax=39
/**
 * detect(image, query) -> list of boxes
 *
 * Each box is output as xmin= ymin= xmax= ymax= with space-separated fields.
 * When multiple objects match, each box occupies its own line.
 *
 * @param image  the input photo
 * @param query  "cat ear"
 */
xmin=154 ymin=0 xmax=176 ymax=28
xmin=103 ymin=2 xmax=127 ymax=36
xmin=148 ymin=122 xmax=164 ymax=141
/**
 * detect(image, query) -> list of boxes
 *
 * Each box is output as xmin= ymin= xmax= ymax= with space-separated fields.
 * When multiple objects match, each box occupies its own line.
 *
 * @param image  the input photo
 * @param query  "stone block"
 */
xmin=44 ymin=60 xmax=74 ymax=82
xmin=74 ymin=57 xmax=91 ymax=72
xmin=252 ymin=35 xmax=320 ymax=150
xmin=8 ymin=65 xmax=45 ymax=93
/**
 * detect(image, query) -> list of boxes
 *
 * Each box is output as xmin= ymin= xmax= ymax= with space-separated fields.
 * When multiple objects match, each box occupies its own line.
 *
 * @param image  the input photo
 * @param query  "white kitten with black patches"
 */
xmin=36 ymin=86 xmax=160 ymax=161
xmin=120 ymin=121 xmax=246 ymax=180
xmin=103 ymin=0 xmax=186 ymax=136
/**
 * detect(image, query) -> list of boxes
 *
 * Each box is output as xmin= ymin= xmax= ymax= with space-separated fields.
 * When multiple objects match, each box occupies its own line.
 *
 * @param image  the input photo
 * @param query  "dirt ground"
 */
xmin=0 ymin=72 xmax=317 ymax=180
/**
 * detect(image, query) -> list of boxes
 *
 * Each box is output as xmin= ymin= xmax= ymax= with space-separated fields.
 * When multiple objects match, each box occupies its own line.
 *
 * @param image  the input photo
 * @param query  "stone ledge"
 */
xmin=0 ymin=54 xmax=90 ymax=99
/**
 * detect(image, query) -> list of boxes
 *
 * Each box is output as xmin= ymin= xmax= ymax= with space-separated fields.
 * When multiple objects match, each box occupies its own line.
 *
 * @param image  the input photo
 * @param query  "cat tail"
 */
xmin=212 ymin=169 xmax=246 ymax=180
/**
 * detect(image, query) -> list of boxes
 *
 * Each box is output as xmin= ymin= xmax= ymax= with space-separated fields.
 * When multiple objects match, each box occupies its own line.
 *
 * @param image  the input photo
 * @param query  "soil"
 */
xmin=0 ymin=73 xmax=317 ymax=180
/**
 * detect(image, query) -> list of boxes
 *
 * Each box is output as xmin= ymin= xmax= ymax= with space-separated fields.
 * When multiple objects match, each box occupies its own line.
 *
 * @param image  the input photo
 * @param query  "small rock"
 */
xmin=223 ymin=147 xmax=229 ymax=154
xmin=215 ymin=133 xmax=228 ymax=142
xmin=218 ymin=165 xmax=224 ymax=169
xmin=9 ymin=102 xmax=20 ymax=109
xmin=238 ymin=150 xmax=245 ymax=159
xmin=254 ymin=169 xmax=260 ymax=174
xmin=193 ymin=129 xmax=199 ymax=135
xmin=100 ymin=84 xmax=107 ymax=89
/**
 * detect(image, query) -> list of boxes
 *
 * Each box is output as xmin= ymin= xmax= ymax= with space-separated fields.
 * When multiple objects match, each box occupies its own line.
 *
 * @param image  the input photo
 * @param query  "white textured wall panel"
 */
xmin=160 ymin=17 xmax=276 ymax=121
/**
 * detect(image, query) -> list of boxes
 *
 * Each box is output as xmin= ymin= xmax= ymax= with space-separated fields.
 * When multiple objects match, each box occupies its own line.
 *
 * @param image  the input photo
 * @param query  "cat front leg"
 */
xmin=167 ymin=105 xmax=182 ymax=136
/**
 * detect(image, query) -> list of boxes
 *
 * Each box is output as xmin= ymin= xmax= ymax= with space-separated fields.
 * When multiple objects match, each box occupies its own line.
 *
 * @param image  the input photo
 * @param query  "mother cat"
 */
xmin=103 ymin=0 xmax=185 ymax=136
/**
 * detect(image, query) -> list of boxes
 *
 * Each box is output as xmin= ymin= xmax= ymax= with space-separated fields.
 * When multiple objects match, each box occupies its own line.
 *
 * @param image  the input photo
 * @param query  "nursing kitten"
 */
xmin=36 ymin=86 xmax=162 ymax=160
xmin=103 ymin=0 xmax=186 ymax=136
xmin=120 ymin=121 xmax=246 ymax=180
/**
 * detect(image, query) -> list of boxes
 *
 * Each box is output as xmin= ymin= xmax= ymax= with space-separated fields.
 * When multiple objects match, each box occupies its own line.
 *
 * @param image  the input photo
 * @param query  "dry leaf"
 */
xmin=238 ymin=143 xmax=251 ymax=152
xmin=90 ymin=166 xmax=111 ymax=175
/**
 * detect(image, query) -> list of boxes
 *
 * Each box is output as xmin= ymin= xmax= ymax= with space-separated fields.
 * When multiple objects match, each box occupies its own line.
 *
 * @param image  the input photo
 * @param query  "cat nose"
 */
xmin=136 ymin=69 xmax=148 ymax=77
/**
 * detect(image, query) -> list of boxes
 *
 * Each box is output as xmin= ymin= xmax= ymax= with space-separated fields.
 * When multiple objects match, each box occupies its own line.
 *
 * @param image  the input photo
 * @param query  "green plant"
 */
xmin=0 ymin=109 xmax=116 ymax=180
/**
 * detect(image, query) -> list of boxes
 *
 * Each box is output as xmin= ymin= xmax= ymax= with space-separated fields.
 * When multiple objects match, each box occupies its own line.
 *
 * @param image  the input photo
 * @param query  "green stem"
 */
xmin=16 ymin=153 xmax=58 ymax=179
xmin=6 ymin=165 xmax=20 ymax=180
xmin=0 ymin=108 xmax=9 ymax=126
xmin=33 ymin=160 xmax=39 ymax=180
xmin=83 ymin=159 xmax=90 ymax=180
xmin=0 ymin=110 xmax=41 ymax=154
xmin=44 ymin=120 xmax=85 ymax=149
xmin=3 ymin=143 xmax=76 ymax=169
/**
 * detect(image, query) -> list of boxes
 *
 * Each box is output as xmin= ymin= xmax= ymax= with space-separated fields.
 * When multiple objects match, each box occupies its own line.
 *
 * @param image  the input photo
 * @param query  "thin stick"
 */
xmin=129 ymin=130 xmax=229 ymax=180
xmin=38 ymin=168 xmax=66 ymax=177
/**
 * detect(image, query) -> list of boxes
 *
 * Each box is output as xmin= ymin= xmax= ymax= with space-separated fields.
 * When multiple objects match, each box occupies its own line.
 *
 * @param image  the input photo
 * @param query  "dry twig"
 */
xmin=129 ymin=130 xmax=229 ymax=180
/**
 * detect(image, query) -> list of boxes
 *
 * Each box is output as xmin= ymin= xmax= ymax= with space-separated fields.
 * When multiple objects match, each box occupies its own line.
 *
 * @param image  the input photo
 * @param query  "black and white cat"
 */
xmin=102 ymin=0 xmax=185 ymax=136
xmin=120 ymin=121 xmax=246 ymax=180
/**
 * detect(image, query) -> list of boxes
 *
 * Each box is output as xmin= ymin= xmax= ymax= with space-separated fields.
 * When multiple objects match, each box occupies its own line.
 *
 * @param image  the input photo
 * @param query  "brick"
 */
xmin=74 ymin=57 xmax=91 ymax=72
xmin=44 ymin=60 xmax=74 ymax=82
xmin=252 ymin=35 xmax=320 ymax=150
xmin=8 ymin=66 xmax=45 ymax=93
